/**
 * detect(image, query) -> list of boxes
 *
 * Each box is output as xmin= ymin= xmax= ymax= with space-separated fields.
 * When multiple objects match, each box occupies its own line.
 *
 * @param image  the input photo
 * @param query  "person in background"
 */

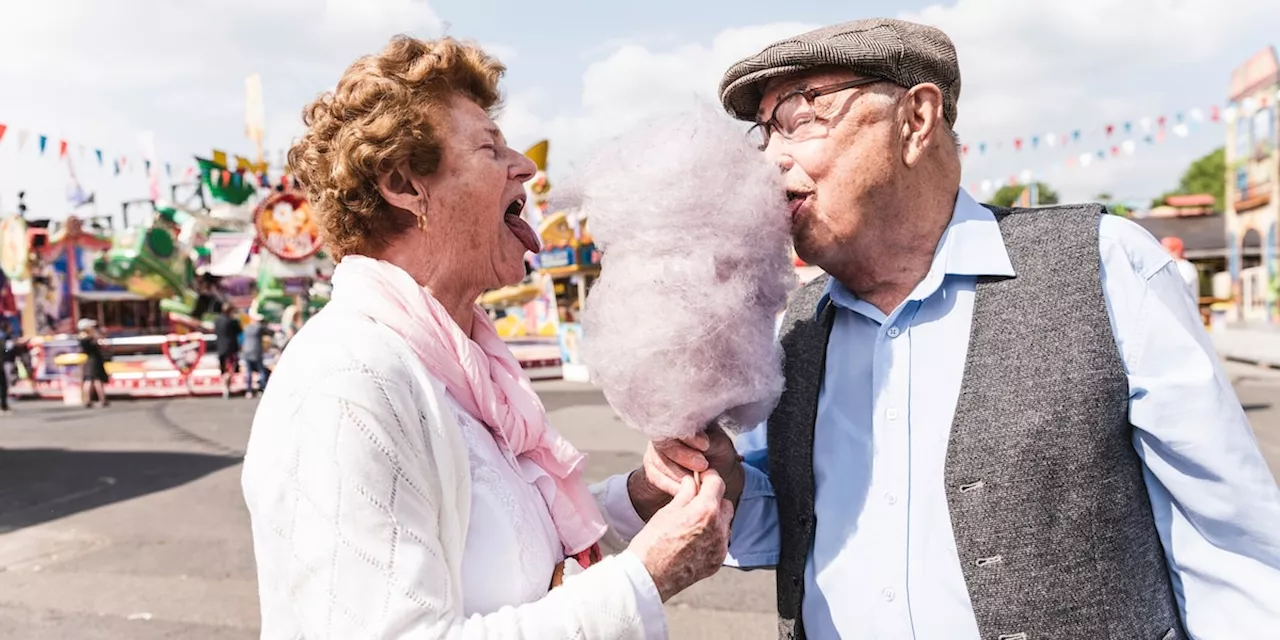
xmin=77 ymin=318 xmax=109 ymax=409
xmin=1161 ymin=236 xmax=1200 ymax=301
xmin=241 ymin=311 xmax=269 ymax=398
xmin=0 ymin=329 xmax=12 ymax=414
xmin=213 ymin=304 xmax=242 ymax=400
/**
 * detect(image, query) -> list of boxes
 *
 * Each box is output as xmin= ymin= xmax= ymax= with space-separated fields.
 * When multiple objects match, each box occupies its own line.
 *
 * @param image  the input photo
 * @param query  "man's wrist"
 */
xmin=627 ymin=469 xmax=671 ymax=522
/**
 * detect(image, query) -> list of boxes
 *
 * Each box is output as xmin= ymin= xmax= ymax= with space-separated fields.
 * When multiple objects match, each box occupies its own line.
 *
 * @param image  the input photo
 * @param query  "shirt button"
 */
xmin=885 ymin=492 xmax=898 ymax=505
xmin=882 ymin=587 xmax=896 ymax=601
xmin=886 ymin=408 xmax=898 ymax=421
xmin=887 ymin=326 xmax=901 ymax=338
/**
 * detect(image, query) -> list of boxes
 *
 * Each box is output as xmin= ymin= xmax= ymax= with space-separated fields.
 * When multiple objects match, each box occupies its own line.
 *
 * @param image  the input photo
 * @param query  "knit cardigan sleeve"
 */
xmin=242 ymin=340 xmax=666 ymax=640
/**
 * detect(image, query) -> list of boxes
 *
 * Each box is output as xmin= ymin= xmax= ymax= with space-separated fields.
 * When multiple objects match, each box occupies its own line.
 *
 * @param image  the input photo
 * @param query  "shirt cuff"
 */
xmin=596 ymin=472 xmax=647 ymax=543
xmin=615 ymin=550 xmax=668 ymax=640
xmin=725 ymin=464 xmax=780 ymax=569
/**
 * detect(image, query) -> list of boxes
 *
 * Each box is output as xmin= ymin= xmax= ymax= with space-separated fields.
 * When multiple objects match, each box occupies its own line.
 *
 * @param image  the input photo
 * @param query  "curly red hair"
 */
xmin=288 ymin=35 xmax=506 ymax=260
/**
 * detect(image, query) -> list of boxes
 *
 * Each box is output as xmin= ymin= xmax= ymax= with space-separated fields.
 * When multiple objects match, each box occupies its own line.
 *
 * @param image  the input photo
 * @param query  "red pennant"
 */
xmin=1105 ymin=124 xmax=1115 ymax=137
xmin=1013 ymin=138 xmax=1023 ymax=151
xmin=1111 ymin=146 xmax=1120 ymax=157
xmin=58 ymin=140 xmax=68 ymax=158
xmin=1210 ymin=106 xmax=1221 ymax=122
xmin=1008 ymin=175 xmax=1018 ymax=186
xmin=961 ymin=144 xmax=969 ymax=156
xmin=222 ymin=170 xmax=231 ymax=187
xmin=1157 ymin=131 xmax=1167 ymax=143
xmin=0 ymin=124 xmax=6 ymax=144
xmin=1066 ymin=156 xmax=1077 ymax=167
xmin=1157 ymin=116 xmax=1167 ymax=129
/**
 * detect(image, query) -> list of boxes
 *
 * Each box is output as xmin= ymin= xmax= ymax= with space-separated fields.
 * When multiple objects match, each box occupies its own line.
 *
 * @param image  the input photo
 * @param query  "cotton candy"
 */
xmin=558 ymin=102 xmax=796 ymax=441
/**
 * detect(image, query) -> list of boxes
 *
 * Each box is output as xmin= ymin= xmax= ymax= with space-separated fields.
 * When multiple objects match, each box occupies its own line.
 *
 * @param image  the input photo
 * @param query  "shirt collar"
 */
xmin=816 ymin=188 xmax=1016 ymax=316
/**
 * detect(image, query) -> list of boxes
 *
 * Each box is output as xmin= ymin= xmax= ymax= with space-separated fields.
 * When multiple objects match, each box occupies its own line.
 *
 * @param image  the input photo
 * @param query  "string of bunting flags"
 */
xmin=961 ymin=88 xmax=1280 ymax=196
xmin=0 ymin=120 xmax=193 ymax=182
xmin=0 ymin=120 xmax=287 ymax=197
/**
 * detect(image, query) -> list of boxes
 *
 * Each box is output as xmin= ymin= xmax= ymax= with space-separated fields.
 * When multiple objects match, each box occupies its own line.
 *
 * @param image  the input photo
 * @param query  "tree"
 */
xmin=989 ymin=182 xmax=1060 ymax=207
xmin=1152 ymin=147 xmax=1226 ymax=210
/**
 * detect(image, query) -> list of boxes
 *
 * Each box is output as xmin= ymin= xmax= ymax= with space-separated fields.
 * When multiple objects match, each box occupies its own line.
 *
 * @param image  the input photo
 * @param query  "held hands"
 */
xmin=627 ymin=470 xmax=733 ymax=602
xmin=631 ymin=423 xmax=745 ymax=520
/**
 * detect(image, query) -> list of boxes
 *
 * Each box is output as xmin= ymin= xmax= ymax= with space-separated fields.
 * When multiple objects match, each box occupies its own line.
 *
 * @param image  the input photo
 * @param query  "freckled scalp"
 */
xmin=560 ymin=101 xmax=796 ymax=440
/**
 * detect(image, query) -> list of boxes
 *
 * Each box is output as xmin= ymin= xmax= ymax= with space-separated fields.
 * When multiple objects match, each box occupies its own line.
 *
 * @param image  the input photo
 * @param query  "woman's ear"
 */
xmin=376 ymin=163 xmax=424 ymax=214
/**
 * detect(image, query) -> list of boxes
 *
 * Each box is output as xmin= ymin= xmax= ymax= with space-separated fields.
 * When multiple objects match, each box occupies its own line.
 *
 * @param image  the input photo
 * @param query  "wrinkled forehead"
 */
xmin=755 ymin=66 xmax=864 ymax=121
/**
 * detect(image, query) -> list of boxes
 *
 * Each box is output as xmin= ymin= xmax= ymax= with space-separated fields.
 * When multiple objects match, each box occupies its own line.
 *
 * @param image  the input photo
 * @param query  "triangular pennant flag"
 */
xmin=961 ymin=144 xmax=969 ymax=156
xmin=978 ymin=142 xmax=987 ymax=154
xmin=1046 ymin=132 xmax=1058 ymax=147
xmin=1031 ymin=136 xmax=1040 ymax=148
xmin=165 ymin=162 xmax=172 ymax=177
xmin=0 ymin=124 xmax=6 ymax=144
xmin=38 ymin=135 xmax=47 ymax=155
xmin=211 ymin=168 xmax=221 ymax=184
xmin=145 ymin=159 xmax=152 ymax=173
xmin=1105 ymin=124 xmax=1115 ymax=137
xmin=78 ymin=144 xmax=85 ymax=159
xmin=17 ymin=129 xmax=29 ymax=151
xmin=1014 ymin=138 xmax=1024 ymax=151
xmin=1157 ymin=116 xmax=1167 ymax=129
xmin=212 ymin=149 xmax=228 ymax=168
xmin=1072 ymin=130 xmax=1082 ymax=141
xmin=1123 ymin=122 xmax=1132 ymax=133
xmin=114 ymin=159 xmax=121 ymax=176
xmin=95 ymin=149 xmax=103 ymax=166
xmin=58 ymin=140 xmax=67 ymax=158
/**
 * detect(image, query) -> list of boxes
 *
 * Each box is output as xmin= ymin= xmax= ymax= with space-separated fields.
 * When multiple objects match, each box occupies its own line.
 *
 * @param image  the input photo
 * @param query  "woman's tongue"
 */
xmin=504 ymin=214 xmax=541 ymax=254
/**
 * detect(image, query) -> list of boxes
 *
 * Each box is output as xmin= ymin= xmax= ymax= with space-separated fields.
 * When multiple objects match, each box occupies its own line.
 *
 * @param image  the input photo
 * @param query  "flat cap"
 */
xmin=719 ymin=18 xmax=961 ymax=127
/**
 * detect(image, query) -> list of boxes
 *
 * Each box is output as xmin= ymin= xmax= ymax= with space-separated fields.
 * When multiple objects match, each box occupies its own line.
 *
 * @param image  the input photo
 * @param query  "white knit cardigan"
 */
xmin=241 ymin=304 xmax=665 ymax=639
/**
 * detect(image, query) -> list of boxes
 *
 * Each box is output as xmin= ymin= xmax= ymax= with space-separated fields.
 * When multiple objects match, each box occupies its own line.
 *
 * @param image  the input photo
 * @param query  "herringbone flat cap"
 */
xmin=720 ymin=18 xmax=961 ymax=126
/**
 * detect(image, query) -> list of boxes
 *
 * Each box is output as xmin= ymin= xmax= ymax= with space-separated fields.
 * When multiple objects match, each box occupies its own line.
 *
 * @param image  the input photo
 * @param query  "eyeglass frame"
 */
xmin=748 ymin=76 xmax=887 ymax=150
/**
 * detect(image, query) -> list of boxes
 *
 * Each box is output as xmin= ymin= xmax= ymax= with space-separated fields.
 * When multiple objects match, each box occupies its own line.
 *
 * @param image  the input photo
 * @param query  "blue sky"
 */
xmin=1 ymin=0 xmax=1278 ymax=220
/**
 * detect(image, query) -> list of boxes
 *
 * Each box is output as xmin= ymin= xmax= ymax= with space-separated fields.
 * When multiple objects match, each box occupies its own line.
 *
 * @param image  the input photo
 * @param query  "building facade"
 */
xmin=1225 ymin=47 xmax=1280 ymax=324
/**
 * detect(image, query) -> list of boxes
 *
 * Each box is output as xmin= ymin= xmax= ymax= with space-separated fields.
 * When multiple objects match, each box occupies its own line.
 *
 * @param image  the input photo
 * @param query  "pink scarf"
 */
xmin=330 ymin=256 xmax=607 ymax=564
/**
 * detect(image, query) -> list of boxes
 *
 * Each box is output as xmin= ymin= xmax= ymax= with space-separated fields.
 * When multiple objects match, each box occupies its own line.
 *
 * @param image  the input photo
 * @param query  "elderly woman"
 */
xmin=241 ymin=36 xmax=732 ymax=640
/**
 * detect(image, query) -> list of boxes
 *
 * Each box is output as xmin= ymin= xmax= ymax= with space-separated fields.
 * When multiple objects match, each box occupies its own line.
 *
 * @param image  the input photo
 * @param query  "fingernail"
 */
xmin=695 ymin=455 xmax=708 ymax=469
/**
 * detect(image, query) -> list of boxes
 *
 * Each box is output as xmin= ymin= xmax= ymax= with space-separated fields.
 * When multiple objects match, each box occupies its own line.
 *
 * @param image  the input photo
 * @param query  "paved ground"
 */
xmin=0 ymin=362 xmax=1277 ymax=639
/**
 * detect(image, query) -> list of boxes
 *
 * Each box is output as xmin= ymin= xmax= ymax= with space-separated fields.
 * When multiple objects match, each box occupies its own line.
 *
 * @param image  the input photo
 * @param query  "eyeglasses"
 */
xmin=748 ymin=77 xmax=885 ymax=151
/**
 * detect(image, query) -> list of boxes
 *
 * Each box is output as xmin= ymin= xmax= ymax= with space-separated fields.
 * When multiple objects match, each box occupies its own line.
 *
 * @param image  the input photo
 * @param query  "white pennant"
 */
xmin=1122 ymin=139 xmax=1137 ymax=155
xmin=1079 ymin=153 xmax=1094 ymax=167
xmin=1139 ymin=117 xmax=1153 ymax=132
xmin=16 ymin=129 xmax=29 ymax=151
xmin=1189 ymin=108 xmax=1205 ymax=123
xmin=1173 ymin=123 xmax=1190 ymax=138
xmin=1018 ymin=169 xmax=1034 ymax=183
xmin=980 ymin=179 xmax=993 ymax=194
xmin=1045 ymin=132 xmax=1058 ymax=147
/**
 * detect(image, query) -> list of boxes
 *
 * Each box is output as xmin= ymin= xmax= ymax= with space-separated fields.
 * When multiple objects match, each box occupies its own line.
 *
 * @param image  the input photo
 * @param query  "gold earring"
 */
xmin=416 ymin=215 xmax=429 ymax=232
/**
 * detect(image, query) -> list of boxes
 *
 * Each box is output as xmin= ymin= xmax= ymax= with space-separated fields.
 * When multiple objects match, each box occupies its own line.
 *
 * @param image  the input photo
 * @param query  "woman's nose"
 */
xmin=512 ymin=149 xmax=537 ymax=182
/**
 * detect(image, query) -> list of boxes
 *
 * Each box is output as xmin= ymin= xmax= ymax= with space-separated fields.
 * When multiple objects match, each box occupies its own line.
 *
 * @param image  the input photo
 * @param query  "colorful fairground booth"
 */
xmin=0 ymin=149 xmax=331 ymax=400
xmin=1224 ymin=47 xmax=1280 ymax=325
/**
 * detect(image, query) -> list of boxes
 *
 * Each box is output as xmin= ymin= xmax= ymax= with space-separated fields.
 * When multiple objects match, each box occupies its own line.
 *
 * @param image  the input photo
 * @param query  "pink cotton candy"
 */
xmin=558 ymin=102 xmax=796 ymax=441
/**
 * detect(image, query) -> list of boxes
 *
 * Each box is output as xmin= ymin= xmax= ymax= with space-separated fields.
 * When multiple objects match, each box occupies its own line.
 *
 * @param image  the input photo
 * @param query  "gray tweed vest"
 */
xmin=769 ymin=205 xmax=1184 ymax=640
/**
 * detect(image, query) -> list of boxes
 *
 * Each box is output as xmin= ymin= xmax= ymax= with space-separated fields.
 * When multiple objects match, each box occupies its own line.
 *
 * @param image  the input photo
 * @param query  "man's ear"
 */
xmin=902 ymin=83 xmax=945 ymax=168
xmin=376 ymin=162 xmax=426 ymax=214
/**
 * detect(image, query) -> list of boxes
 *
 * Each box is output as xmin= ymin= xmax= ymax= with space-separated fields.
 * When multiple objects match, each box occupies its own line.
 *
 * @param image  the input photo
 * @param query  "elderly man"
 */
xmin=635 ymin=18 xmax=1280 ymax=640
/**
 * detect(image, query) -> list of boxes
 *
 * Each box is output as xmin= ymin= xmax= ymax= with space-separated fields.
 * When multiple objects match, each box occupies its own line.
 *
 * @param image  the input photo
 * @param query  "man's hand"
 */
xmin=648 ymin=423 xmax=745 ymax=508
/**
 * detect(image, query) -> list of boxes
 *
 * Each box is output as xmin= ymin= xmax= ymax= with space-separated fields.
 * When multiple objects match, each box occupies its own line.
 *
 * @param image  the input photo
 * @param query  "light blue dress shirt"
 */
xmin=727 ymin=190 xmax=1280 ymax=639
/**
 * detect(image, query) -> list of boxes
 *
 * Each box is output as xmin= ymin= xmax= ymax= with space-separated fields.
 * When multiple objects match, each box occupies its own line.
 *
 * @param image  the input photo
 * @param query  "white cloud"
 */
xmin=498 ymin=22 xmax=815 ymax=175
xmin=0 ymin=0 xmax=443 ymax=218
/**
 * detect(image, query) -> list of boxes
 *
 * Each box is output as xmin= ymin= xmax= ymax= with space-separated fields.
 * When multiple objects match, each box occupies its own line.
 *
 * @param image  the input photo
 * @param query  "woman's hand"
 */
xmin=627 ymin=469 xmax=733 ymax=601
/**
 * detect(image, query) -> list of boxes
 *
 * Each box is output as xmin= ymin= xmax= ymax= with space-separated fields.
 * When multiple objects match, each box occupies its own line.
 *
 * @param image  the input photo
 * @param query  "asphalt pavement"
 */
xmin=0 ymin=362 xmax=1277 ymax=639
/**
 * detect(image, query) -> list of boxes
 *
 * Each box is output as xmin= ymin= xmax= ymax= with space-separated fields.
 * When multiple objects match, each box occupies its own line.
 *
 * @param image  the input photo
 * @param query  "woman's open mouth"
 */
xmin=504 ymin=198 xmax=541 ymax=254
